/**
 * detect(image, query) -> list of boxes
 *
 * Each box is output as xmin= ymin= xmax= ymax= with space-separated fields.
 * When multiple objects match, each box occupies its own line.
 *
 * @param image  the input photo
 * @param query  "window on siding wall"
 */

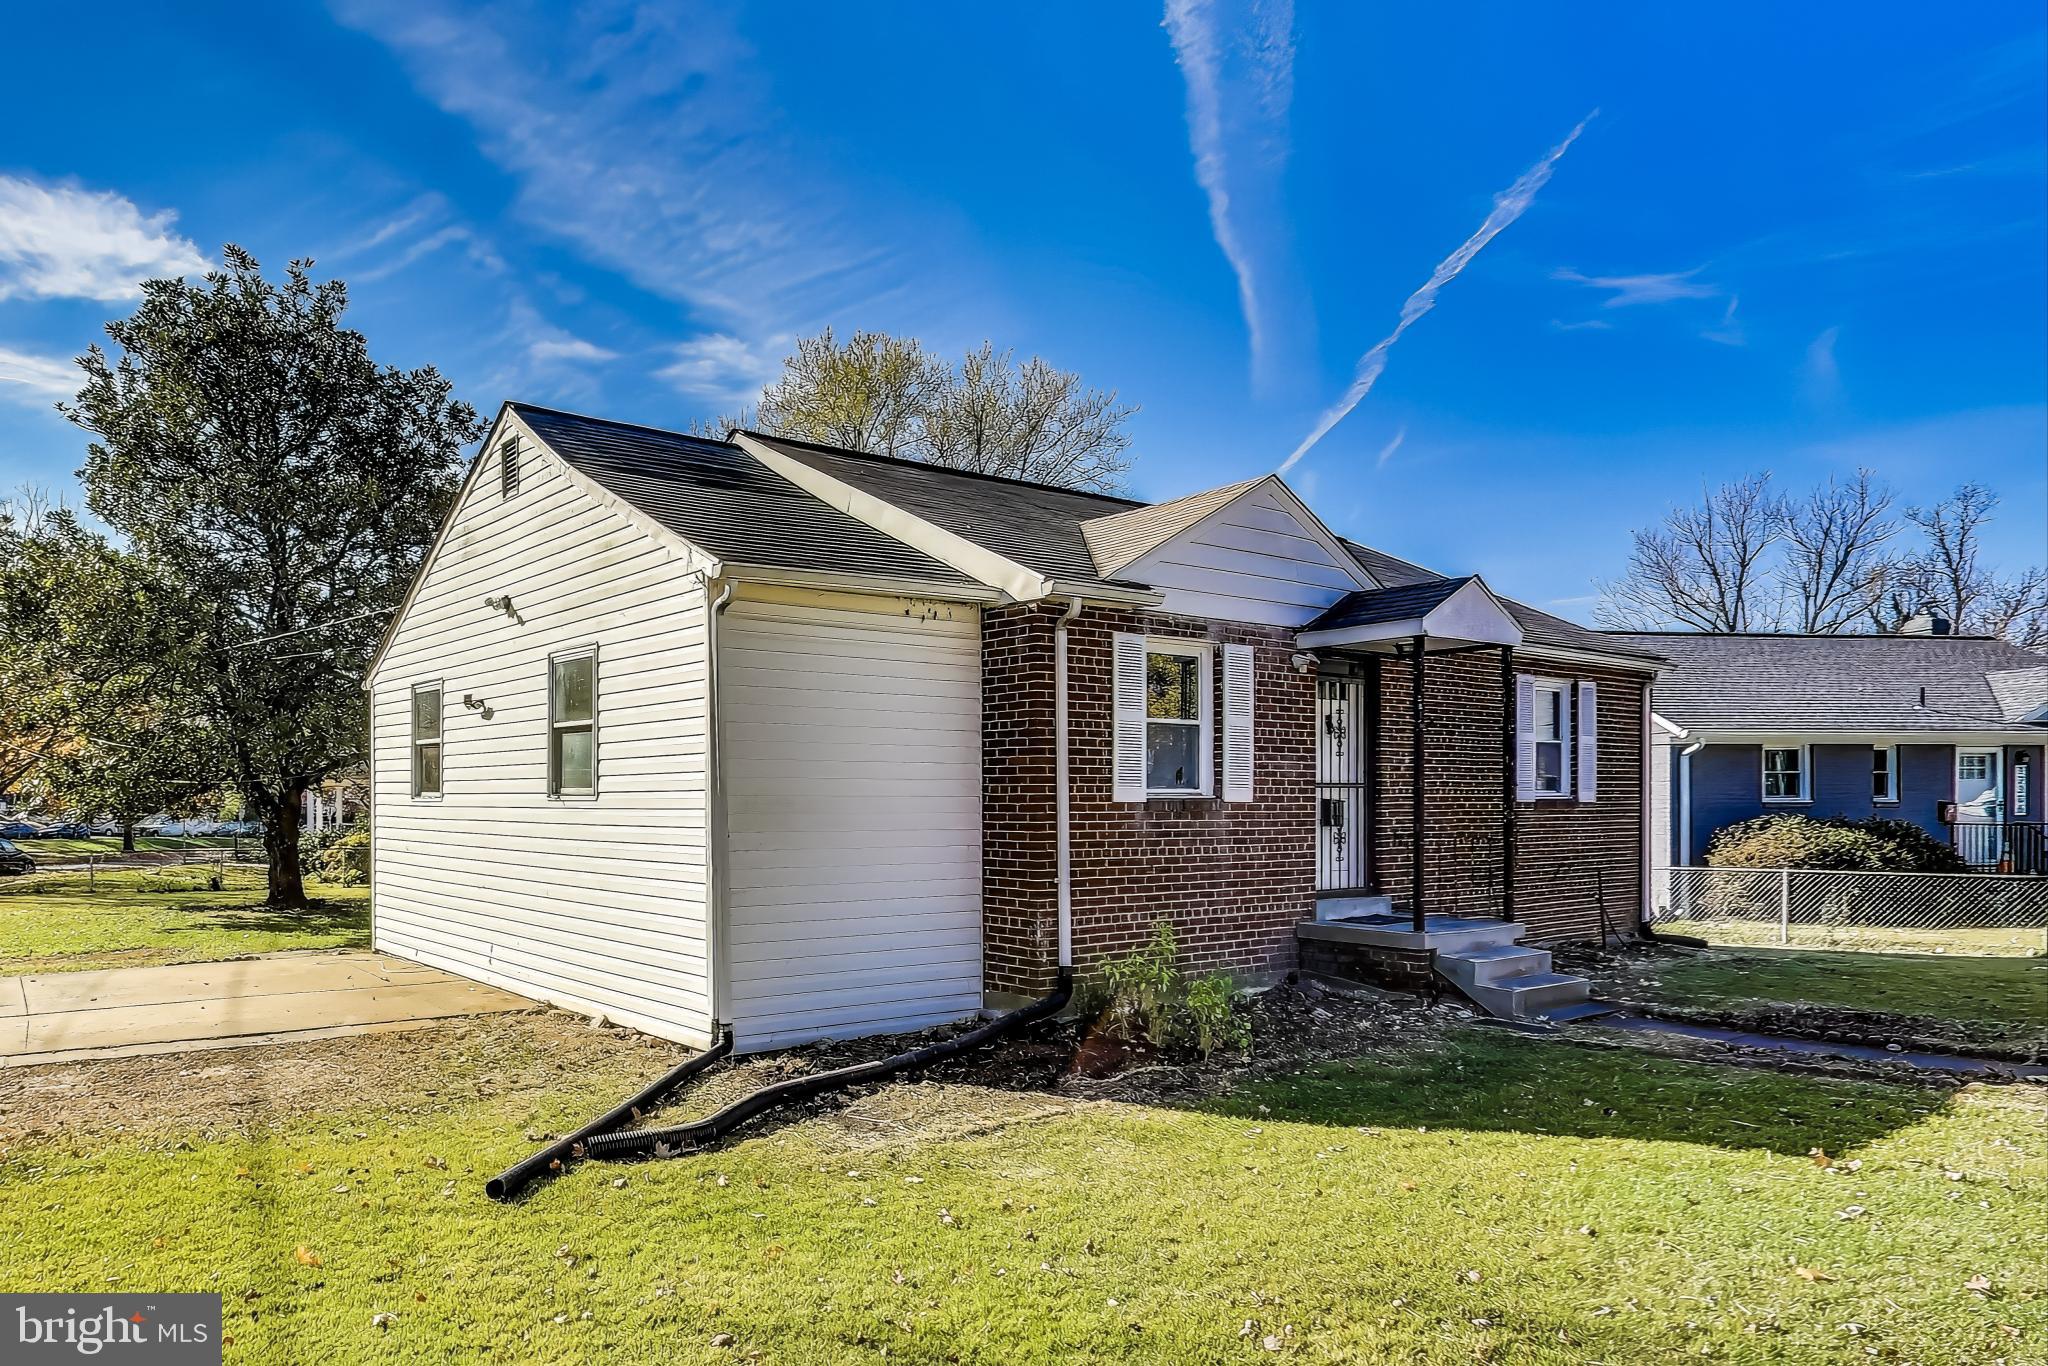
xmin=1531 ymin=681 xmax=1569 ymax=796
xmin=549 ymin=651 xmax=596 ymax=796
xmin=1763 ymin=745 xmax=1808 ymax=802
xmin=411 ymin=684 xmax=442 ymax=797
xmin=1144 ymin=643 xmax=1210 ymax=795
xmin=1872 ymin=745 xmax=1898 ymax=803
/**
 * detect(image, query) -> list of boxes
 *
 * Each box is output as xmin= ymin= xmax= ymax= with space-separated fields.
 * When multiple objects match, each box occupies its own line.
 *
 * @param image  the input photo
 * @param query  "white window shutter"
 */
xmin=1222 ymin=644 xmax=1254 ymax=802
xmin=1576 ymin=680 xmax=1599 ymax=802
xmin=1112 ymin=632 xmax=1148 ymax=802
xmin=1514 ymin=674 xmax=1537 ymax=802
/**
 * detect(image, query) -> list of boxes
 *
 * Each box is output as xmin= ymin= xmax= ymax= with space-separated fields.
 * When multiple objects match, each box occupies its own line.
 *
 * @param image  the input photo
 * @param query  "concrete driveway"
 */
xmin=1 ymin=951 xmax=530 ymax=1066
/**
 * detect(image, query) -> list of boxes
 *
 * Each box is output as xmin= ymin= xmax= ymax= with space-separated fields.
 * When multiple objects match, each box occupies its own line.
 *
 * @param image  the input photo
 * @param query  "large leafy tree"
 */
xmin=741 ymin=328 xmax=1137 ymax=493
xmin=63 ymin=247 xmax=482 ymax=905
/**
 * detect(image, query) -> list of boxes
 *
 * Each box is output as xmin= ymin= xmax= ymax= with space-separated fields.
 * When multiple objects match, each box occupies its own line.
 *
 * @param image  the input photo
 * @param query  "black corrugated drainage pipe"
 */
xmin=486 ymin=1027 xmax=734 ymax=1200
xmin=584 ymin=972 xmax=1073 ymax=1163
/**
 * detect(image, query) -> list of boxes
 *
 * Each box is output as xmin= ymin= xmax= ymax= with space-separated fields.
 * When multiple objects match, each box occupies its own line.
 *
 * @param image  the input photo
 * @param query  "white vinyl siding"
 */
xmin=1119 ymin=483 xmax=1364 ymax=627
xmin=720 ymin=587 xmax=983 ymax=1052
xmin=367 ymin=423 xmax=716 ymax=1047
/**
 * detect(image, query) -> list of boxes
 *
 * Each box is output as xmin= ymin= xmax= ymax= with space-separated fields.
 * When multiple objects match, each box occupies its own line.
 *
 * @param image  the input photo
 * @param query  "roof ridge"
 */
xmin=509 ymin=401 xmax=739 ymax=450
xmin=1602 ymin=629 xmax=2009 ymax=640
xmin=741 ymin=429 xmax=1147 ymax=507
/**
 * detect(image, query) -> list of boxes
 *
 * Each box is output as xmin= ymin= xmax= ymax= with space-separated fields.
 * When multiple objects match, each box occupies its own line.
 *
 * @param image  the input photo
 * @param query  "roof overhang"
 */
xmin=1513 ymin=643 xmax=1667 ymax=675
xmin=1297 ymin=577 xmax=1522 ymax=652
xmin=1680 ymin=728 xmax=2048 ymax=747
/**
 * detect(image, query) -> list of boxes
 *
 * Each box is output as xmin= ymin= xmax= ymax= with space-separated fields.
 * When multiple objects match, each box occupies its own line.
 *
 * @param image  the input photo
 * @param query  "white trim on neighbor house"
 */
xmin=1872 ymin=744 xmax=1899 ymax=804
xmin=1760 ymin=742 xmax=1811 ymax=803
xmin=1681 ymin=728 xmax=2048 ymax=747
xmin=1953 ymin=747 xmax=2004 ymax=814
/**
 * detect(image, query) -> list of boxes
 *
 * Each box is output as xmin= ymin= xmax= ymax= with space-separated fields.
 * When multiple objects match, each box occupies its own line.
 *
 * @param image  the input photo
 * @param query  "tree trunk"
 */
xmin=121 ymin=819 xmax=135 ymax=854
xmin=263 ymin=788 xmax=309 ymax=909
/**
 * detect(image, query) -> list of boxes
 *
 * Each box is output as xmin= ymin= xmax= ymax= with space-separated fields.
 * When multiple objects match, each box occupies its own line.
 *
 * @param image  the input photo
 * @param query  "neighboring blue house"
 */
xmin=1606 ymin=618 xmax=2048 ymax=890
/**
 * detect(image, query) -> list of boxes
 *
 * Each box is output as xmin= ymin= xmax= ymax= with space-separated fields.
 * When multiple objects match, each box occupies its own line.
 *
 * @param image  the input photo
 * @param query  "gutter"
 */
xmin=1053 ymin=595 xmax=1082 ymax=969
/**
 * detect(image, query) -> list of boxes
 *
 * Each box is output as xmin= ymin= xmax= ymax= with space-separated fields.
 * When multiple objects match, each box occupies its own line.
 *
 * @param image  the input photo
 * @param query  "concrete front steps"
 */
xmin=1426 ymin=920 xmax=1599 ymax=1022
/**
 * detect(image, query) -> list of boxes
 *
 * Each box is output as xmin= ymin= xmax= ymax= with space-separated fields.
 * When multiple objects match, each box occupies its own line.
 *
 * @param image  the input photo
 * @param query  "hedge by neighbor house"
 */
xmin=1706 ymin=814 xmax=1969 ymax=874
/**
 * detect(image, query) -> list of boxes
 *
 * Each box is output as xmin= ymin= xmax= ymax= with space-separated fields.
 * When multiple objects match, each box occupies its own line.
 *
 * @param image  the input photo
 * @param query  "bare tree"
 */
xmin=1969 ymin=568 xmax=2048 ymax=649
xmin=739 ymin=329 xmax=1137 ymax=492
xmin=1596 ymin=474 xmax=1783 ymax=631
xmin=1775 ymin=469 xmax=1898 ymax=631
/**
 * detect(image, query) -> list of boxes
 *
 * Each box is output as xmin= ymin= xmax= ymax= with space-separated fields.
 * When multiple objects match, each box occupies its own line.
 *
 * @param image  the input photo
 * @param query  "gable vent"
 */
xmin=500 ymin=438 xmax=522 ymax=499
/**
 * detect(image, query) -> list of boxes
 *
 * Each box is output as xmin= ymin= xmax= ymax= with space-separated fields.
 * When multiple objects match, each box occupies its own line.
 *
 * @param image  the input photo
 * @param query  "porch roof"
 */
xmin=1296 ymin=576 xmax=1523 ymax=652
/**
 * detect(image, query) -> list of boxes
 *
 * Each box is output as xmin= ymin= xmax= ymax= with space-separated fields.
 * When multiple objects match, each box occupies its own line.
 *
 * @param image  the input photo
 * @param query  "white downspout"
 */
xmin=705 ymin=576 xmax=738 ymax=1035
xmin=1053 ymin=595 xmax=1082 ymax=971
xmin=1677 ymin=740 xmax=1704 ymax=866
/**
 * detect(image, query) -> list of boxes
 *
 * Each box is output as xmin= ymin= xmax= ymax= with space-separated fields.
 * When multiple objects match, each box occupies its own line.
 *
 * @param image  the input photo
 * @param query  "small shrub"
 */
xmin=1185 ymin=972 xmax=1252 ymax=1057
xmin=1707 ymin=813 xmax=1967 ymax=873
xmin=316 ymin=830 xmax=370 ymax=887
xmin=1097 ymin=921 xmax=1251 ymax=1059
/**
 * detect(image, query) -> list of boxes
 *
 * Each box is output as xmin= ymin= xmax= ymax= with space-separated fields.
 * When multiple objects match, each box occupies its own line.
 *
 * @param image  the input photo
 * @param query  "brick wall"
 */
xmin=981 ymin=601 xmax=1650 ymax=995
xmin=982 ymin=602 xmax=1316 ymax=997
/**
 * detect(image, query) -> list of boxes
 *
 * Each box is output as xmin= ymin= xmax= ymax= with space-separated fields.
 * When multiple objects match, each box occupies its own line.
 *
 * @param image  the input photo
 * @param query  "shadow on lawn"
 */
xmin=178 ymin=898 xmax=372 ymax=947
xmin=1202 ymin=1030 xmax=1953 ymax=1158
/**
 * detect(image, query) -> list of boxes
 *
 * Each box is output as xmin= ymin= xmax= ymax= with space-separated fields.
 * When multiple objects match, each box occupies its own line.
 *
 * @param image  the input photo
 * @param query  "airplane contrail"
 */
xmin=1278 ymin=113 xmax=1594 ymax=475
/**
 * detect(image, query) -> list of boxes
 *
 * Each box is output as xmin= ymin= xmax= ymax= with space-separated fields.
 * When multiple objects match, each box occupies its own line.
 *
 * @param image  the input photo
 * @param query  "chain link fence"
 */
xmin=1654 ymin=866 xmax=2048 ymax=957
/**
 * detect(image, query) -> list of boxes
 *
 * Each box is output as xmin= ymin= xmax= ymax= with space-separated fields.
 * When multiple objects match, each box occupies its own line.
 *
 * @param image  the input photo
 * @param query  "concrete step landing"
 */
xmin=1433 ymin=935 xmax=1595 ymax=1023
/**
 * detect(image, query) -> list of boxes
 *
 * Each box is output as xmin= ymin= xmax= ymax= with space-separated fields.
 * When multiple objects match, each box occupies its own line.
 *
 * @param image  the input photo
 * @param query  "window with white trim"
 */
xmin=500 ymin=437 xmax=522 ymax=499
xmin=1530 ymin=681 xmax=1570 ymax=797
xmin=1144 ymin=642 xmax=1211 ymax=795
xmin=1762 ymin=745 xmax=1808 ymax=802
xmin=1872 ymin=745 xmax=1898 ymax=803
xmin=411 ymin=683 xmax=442 ymax=798
xmin=548 ymin=650 xmax=596 ymax=796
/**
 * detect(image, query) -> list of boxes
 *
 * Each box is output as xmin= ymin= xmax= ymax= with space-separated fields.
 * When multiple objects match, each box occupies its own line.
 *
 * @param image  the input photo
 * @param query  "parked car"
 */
xmin=0 ymin=839 xmax=34 ymax=875
xmin=87 ymin=820 xmax=125 ymax=836
xmin=0 ymin=822 xmax=40 ymax=839
xmin=38 ymin=822 xmax=90 ymax=839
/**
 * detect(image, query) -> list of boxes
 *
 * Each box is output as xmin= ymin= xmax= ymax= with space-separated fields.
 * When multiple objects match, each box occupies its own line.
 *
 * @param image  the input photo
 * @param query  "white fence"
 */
xmin=1654 ymin=866 xmax=2048 ymax=957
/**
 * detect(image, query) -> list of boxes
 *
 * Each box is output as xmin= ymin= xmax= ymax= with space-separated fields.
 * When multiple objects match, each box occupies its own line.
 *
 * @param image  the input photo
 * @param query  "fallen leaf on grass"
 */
xmin=1809 ymin=1148 xmax=1833 ymax=1169
xmin=294 ymin=1246 xmax=323 ymax=1268
xmin=1964 ymin=1274 xmax=1993 ymax=1296
xmin=371 ymin=1312 xmax=394 ymax=1330
xmin=1792 ymin=1266 xmax=1833 ymax=1282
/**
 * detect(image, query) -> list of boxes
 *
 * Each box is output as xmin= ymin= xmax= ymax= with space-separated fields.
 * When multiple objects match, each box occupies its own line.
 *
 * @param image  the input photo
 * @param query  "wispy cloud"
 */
xmin=331 ymin=0 xmax=921 ymax=339
xmin=656 ymin=333 xmax=785 ymax=404
xmin=1802 ymin=324 xmax=1842 ymax=402
xmin=1374 ymin=426 xmax=1407 ymax=468
xmin=0 ymin=346 xmax=79 ymax=406
xmin=1552 ymin=267 xmax=1720 ymax=307
xmin=1700 ymin=294 xmax=1745 ymax=346
xmin=1550 ymin=317 xmax=1614 ymax=332
xmin=0 ymin=175 xmax=208 ymax=302
xmin=1279 ymin=113 xmax=1593 ymax=474
xmin=339 ymin=195 xmax=508 ymax=284
xmin=1163 ymin=0 xmax=1304 ymax=391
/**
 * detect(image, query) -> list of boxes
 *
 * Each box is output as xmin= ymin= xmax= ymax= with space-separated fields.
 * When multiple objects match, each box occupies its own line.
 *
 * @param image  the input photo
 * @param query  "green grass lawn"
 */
xmin=1655 ymin=916 xmax=2048 ymax=957
xmin=0 ymin=866 xmax=370 ymax=973
xmin=2 ymin=1026 xmax=2040 ymax=1364
xmin=1583 ymin=944 xmax=2048 ymax=1047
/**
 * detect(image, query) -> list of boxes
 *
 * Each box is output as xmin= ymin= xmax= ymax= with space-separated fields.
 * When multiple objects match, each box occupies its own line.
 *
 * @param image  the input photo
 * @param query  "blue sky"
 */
xmin=2 ymin=2 xmax=2042 ymax=620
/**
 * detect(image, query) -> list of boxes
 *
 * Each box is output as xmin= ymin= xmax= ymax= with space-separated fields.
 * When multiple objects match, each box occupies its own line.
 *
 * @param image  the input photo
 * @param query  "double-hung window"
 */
xmin=1144 ymin=642 xmax=1211 ymax=795
xmin=1872 ymin=745 xmax=1898 ymax=803
xmin=411 ymin=684 xmax=443 ymax=798
xmin=548 ymin=650 xmax=597 ymax=796
xmin=1762 ymin=745 xmax=1808 ymax=802
xmin=1530 ymin=681 xmax=1570 ymax=797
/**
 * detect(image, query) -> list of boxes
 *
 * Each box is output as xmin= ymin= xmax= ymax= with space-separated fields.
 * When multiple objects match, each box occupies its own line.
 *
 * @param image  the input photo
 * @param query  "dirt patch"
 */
xmin=0 ymin=1009 xmax=692 ymax=1145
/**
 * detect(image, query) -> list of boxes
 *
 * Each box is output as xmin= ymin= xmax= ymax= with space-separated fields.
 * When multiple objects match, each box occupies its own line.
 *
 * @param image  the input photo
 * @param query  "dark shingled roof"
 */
xmin=1308 ymin=577 xmax=1476 ymax=632
xmin=513 ymin=406 xmax=974 ymax=587
xmin=745 ymin=433 xmax=1144 ymax=586
xmin=1338 ymin=540 xmax=1663 ymax=667
xmin=1602 ymin=631 xmax=2048 ymax=733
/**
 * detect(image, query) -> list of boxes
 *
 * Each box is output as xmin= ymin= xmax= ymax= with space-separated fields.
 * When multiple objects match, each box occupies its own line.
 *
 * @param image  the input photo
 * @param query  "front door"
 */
xmin=1955 ymin=749 xmax=2004 ymax=865
xmin=1316 ymin=677 xmax=1368 ymax=892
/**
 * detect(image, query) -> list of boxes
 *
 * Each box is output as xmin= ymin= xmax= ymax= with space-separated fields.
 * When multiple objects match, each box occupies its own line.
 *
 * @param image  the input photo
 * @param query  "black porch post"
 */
xmin=1410 ymin=636 xmax=1427 ymax=933
xmin=1500 ymin=645 xmax=1518 ymax=922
